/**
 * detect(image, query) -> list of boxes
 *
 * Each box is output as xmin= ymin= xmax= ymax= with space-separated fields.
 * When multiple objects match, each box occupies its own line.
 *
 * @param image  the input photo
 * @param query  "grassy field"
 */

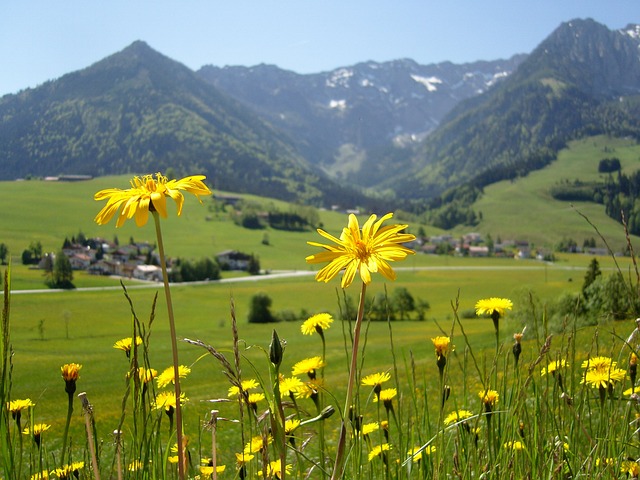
xmin=460 ymin=135 xmax=640 ymax=252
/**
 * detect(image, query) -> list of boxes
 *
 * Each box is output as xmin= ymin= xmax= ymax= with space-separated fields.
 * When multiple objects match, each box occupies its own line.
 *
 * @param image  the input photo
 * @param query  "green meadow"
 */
xmin=3 ymin=137 xmax=640 ymax=478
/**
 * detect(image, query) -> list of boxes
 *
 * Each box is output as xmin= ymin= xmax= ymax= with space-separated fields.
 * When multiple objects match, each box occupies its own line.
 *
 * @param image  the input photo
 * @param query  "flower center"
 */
xmin=355 ymin=239 xmax=369 ymax=259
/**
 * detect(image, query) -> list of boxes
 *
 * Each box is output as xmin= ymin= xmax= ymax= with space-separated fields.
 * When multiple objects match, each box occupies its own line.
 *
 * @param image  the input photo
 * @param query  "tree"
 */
xmin=392 ymin=287 xmax=416 ymax=321
xmin=0 ymin=243 xmax=8 ymax=265
xmin=582 ymin=258 xmax=601 ymax=297
xmin=50 ymin=250 xmax=74 ymax=289
xmin=247 ymin=255 xmax=261 ymax=275
xmin=248 ymin=293 xmax=277 ymax=323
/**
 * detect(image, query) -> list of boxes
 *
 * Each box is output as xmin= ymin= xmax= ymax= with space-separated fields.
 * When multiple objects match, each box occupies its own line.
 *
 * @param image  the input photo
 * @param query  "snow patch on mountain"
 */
xmin=329 ymin=99 xmax=347 ymax=110
xmin=326 ymin=69 xmax=353 ymax=88
xmin=410 ymin=74 xmax=442 ymax=92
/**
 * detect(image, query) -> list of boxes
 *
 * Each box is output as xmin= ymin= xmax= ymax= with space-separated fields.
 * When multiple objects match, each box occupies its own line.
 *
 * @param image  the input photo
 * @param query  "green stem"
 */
xmin=61 ymin=392 xmax=73 ymax=464
xmin=152 ymin=212 xmax=185 ymax=480
xmin=331 ymin=282 xmax=367 ymax=480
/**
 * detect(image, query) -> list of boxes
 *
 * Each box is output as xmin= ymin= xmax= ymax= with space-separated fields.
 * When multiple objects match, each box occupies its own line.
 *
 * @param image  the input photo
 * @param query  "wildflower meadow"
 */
xmin=3 ymin=172 xmax=640 ymax=480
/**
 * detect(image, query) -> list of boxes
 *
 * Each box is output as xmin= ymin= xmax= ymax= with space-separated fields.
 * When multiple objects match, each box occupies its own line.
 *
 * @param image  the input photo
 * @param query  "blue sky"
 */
xmin=0 ymin=1 xmax=637 ymax=96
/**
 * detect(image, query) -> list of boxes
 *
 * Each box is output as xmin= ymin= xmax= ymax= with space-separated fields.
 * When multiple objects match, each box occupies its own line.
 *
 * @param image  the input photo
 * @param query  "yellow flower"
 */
xmin=407 ymin=445 xmax=435 ymax=462
xmin=94 ymin=173 xmax=212 ymax=228
xmin=228 ymin=378 xmax=260 ymax=397
xmin=199 ymin=465 xmax=226 ymax=475
xmin=301 ymin=313 xmax=334 ymax=335
xmin=623 ymin=386 xmax=640 ymax=396
xmin=373 ymin=388 xmax=397 ymax=403
xmin=581 ymin=356 xmax=617 ymax=371
xmin=247 ymin=392 xmax=265 ymax=405
xmin=128 ymin=460 xmax=144 ymax=471
xmin=582 ymin=367 xmax=626 ymax=389
xmin=362 ymin=372 xmax=391 ymax=388
xmin=306 ymin=212 xmax=415 ymax=288
xmin=292 ymin=356 xmax=325 ymax=376
xmin=278 ymin=375 xmax=304 ymax=397
xmin=541 ymin=359 xmax=568 ymax=376
xmin=475 ymin=297 xmax=513 ymax=317
xmin=8 ymin=398 xmax=34 ymax=414
xmin=622 ymin=460 xmax=640 ymax=476
xmin=444 ymin=409 xmax=475 ymax=426
xmin=258 ymin=460 xmax=292 ymax=478
xmin=431 ymin=336 xmax=451 ymax=357
xmin=60 ymin=363 xmax=82 ymax=382
xmin=361 ymin=422 xmax=379 ymax=436
xmin=52 ymin=462 xmax=84 ymax=479
xmin=31 ymin=470 xmax=49 ymax=480
xmin=235 ymin=452 xmax=254 ymax=465
xmin=478 ymin=389 xmax=499 ymax=407
xmin=295 ymin=379 xmax=324 ymax=399
xmin=113 ymin=336 xmax=142 ymax=354
xmin=243 ymin=434 xmax=272 ymax=454
xmin=156 ymin=365 xmax=191 ymax=388
xmin=23 ymin=423 xmax=51 ymax=436
xmin=136 ymin=367 xmax=158 ymax=384
xmin=153 ymin=391 xmax=188 ymax=411
xmin=368 ymin=443 xmax=392 ymax=462
xmin=503 ymin=441 xmax=525 ymax=450
xmin=284 ymin=418 xmax=301 ymax=434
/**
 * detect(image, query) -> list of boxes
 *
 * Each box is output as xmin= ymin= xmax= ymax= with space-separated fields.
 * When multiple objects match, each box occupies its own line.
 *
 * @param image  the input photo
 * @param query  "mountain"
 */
xmin=389 ymin=19 xmax=640 ymax=201
xmin=197 ymin=56 xmax=526 ymax=187
xmin=0 ymin=41 xmax=365 ymax=206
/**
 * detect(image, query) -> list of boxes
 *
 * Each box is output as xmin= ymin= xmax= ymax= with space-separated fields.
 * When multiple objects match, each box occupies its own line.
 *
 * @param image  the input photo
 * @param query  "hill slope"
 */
xmin=0 ymin=41 xmax=365 ymax=206
xmin=389 ymin=19 xmax=640 ymax=200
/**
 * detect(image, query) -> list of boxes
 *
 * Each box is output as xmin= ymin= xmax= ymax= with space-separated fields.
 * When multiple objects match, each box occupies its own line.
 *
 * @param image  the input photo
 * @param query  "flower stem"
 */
xmin=152 ymin=212 xmax=185 ymax=480
xmin=331 ymin=282 xmax=367 ymax=480
xmin=61 ymin=391 xmax=73 ymax=464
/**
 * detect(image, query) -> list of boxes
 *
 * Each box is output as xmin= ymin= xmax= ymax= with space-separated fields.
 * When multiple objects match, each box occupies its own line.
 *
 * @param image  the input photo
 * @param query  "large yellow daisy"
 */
xmin=306 ymin=213 xmax=415 ymax=288
xmin=94 ymin=173 xmax=211 ymax=227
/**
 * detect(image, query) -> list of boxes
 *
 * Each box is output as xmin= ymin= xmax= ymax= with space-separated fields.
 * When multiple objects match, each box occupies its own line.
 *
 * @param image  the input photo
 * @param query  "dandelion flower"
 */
xmin=368 ymin=443 xmax=392 ymax=462
xmin=153 ymin=391 xmax=188 ymax=411
xmin=247 ymin=392 xmax=265 ymax=405
xmin=306 ymin=213 xmax=415 ymax=288
xmin=128 ymin=460 xmax=144 ymax=472
xmin=244 ymin=434 xmax=272 ymax=454
xmin=479 ymin=389 xmax=499 ymax=409
xmin=136 ymin=367 xmax=158 ymax=384
xmin=373 ymin=388 xmax=397 ymax=404
xmin=113 ymin=336 xmax=142 ymax=356
xmin=621 ymin=460 xmax=640 ymax=476
xmin=199 ymin=465 xmax=226 ymax=475
xmin=361 ymin=422 xmax=379 ymax=436
xmin=278 ymin=375 xmax=304 ymax=397
xmin=23 ymin=423 xmax=51 ymax=436
xmin=52 ymin=462 xmax=84 ymax=479
xmin=228 ymin=378 xmax=260 ymax=397
xmin=362 ymin=372 xmax=391 ymax=388
xmin=8 ymin=398 xmax=34 ymax=415
xmin=582 ymin=367 xmax=626 ymax=389
xmin=475 ymin=298 xmax=513 ymax=317
xmin=301 ymin=313 xmax=334 ymax=335
xmin=235 ymin=452 xmax=254 ymax=465
xmin=624 ymin=386 xmax=640 ymax=396
xmin=292 ymin=356 xmax=325 ymax=377
xmin=581 ymin=356 xmax=617 ymax=370
xmin=258 ymin=461 xmax=292 ymax=478
xmin=541 ymin=359 xmax=569 ymax=376
xmin=30 ymin=470 xmax=49 ymax=480
xmin=407 ymin=445 xmax=435 ymax=462
xmin=94 ymin=173 xmax=212 ymax=227
xmin=60 ymin=363 xmax=81 ymax=386
xmin=295 ymin=379 xmax=324 ymax=399
xmin=156 ymin=365 xmax=191 ymax=388
xmin=431 ymin=336 xmax=451 ymax=358
xmin=444 ymin=409 xmax=475 ymax=426
xmin=503 ymin=441 xmax=525 ymax=450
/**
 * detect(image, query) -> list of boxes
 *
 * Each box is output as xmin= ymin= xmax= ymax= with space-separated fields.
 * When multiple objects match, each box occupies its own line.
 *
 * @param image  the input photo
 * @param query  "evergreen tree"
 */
xmin=582 ymin=258 xmax=601 ymax=297
xmin=51 ymin=250 xmax=74 ymax=289
xmin=248 ymin=293 xmax=276 ymax=323
xmin=0 ymin=243 xmax=8 ymax=265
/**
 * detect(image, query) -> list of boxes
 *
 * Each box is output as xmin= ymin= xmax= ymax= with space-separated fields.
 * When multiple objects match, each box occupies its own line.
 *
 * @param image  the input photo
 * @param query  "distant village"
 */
xmin=28 ymin=228 xmax=610 ymax=284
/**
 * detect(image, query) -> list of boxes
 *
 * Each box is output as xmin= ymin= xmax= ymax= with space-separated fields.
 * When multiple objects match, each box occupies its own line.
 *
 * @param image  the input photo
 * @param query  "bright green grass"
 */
xmin=463 ymin=135 xmax=640 ymax=252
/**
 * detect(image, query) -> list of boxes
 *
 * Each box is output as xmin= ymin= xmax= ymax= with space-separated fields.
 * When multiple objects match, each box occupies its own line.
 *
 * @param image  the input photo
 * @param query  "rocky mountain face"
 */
xmin=389 ymin=19 xmax=640 ymax=201
xmin=197 ymin=56 xmax=526 ymax=184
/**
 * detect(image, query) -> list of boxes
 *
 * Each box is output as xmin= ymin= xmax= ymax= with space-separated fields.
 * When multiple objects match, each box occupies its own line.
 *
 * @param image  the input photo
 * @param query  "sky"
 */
xmin=0 ymin=1 xmax=638 ymax=96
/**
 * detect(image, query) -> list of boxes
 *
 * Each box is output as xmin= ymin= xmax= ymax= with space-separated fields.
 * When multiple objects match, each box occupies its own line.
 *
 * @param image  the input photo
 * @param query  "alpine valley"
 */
xmin=1 ymin=18 xmax=640 ymax=226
